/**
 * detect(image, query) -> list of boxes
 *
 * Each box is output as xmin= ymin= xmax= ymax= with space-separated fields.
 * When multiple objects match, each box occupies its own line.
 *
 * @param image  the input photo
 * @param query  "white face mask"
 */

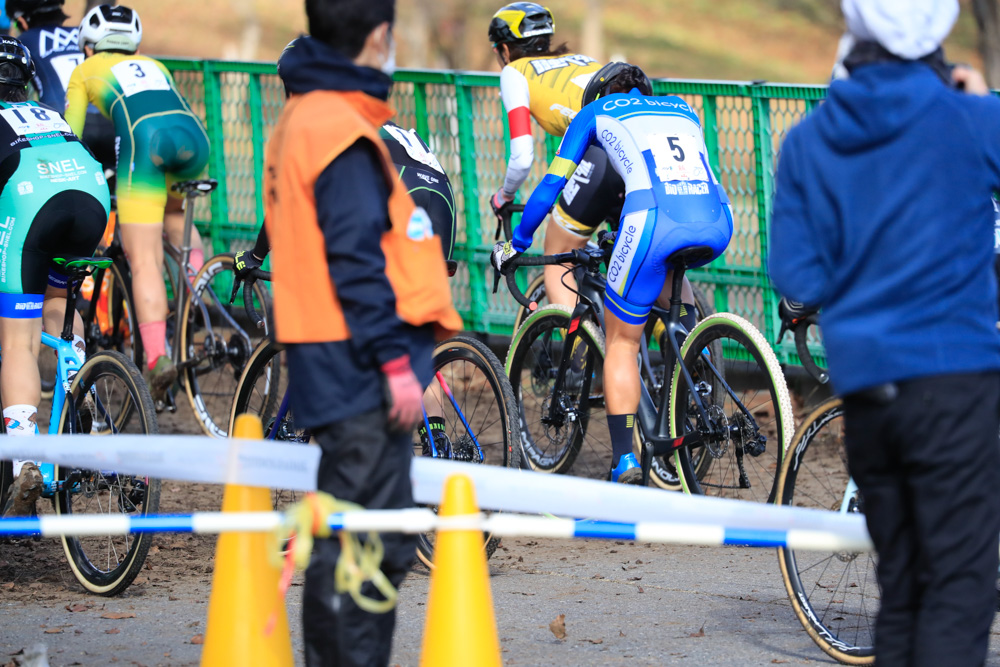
xmin=381 ymin=33 xmax=396 ymax=76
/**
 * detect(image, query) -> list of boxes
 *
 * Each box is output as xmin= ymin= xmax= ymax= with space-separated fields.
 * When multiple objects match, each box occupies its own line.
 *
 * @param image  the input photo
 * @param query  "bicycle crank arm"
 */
xmin=645 ymin=430 xmax=705 ymax=458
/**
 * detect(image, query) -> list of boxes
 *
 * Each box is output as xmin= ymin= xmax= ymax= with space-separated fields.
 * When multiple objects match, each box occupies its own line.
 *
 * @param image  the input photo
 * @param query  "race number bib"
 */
xmin=110 ymin=60 xmax=171 ymax=97
xmin=382 ymin=124 xmax=445 ymax=174
xmin=648 ymin=133 xmax=708 ymax=183
xmin=50 ymin=53 xmax=84 ymax=91
xmin=0 ymin=105 xmax=71 ymax=136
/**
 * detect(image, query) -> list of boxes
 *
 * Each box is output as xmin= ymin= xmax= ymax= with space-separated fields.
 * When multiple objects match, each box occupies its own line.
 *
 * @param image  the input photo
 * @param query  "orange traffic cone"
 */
xmin=420 ymin=474 xmax=502 ymax=666
xmin=201 ymin=415 xmax=293 ymax=667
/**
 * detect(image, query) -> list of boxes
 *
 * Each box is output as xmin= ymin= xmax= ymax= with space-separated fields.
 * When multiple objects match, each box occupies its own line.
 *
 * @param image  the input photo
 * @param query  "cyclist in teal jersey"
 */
xmin=0 ymin=35 xmax=110 ymax=516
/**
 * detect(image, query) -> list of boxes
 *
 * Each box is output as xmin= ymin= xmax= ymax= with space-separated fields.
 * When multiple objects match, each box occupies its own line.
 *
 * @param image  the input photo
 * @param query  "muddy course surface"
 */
xmin=3 ymin=403 xmax=1000 ymax=666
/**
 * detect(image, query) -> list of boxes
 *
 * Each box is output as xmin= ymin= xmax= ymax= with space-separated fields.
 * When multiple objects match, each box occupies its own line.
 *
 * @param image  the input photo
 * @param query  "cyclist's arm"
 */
xmin=512 ymin=104 xmax=597 ymax=253
xmin=316 ymin=138 xmax=408 ymax=366
xmin=499 ymin=65 xmax=534 ymax=200
xmin=64 ymin=66 xmax=89 ymax=137
xmin=768 ymin=129 xmax=829 ymax=307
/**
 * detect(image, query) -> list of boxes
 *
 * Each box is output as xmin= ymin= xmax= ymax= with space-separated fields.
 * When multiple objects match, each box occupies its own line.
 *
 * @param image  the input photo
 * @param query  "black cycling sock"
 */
xmin=608 ymin=413 xmax=636 ymax=469
xmin=679 ymin=303 xmax=698 ymax=334
xmin=418 ymin=416 xmax=446 ymax=447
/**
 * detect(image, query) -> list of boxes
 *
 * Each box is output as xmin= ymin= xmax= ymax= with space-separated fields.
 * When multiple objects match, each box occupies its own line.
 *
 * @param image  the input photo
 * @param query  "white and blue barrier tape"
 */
xmin=0 ymin=509 xmax=873 ymax=552
xmin=0 ymin=436 xmax=871 ymax=550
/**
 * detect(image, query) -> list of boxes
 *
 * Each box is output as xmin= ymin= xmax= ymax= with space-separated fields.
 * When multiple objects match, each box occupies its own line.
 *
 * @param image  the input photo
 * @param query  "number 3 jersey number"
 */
xmin=0 ymin=105 xmax=71 ymax=137
xmin=110 ymin=60 xmax=171 ymax=97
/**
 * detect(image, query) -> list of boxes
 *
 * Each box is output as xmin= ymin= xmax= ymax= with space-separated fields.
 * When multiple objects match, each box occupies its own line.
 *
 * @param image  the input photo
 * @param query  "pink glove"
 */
xmin=381 ymin=355 xmax=423 ymax=432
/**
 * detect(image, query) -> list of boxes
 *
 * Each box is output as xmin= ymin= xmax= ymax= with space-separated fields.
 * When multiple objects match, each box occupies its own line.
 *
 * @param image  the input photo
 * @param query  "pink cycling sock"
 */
xmin=189 ymin=248 xmax=205 ymax=274
xmin=139 ymin=321 xmax=167 ymax=370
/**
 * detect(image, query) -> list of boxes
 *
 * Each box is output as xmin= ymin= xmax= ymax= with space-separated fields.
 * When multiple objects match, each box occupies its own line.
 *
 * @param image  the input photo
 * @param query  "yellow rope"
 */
xmin=271 ymin=492 xmax=398 ymax=614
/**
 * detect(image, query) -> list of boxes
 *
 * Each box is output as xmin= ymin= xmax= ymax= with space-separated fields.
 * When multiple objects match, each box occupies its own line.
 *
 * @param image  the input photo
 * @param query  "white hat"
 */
xmin=841 ymin=0 xmax=958 ymax=60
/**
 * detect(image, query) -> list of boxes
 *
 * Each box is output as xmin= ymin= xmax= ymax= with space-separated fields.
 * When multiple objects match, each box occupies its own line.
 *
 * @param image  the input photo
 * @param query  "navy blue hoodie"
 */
xmin=769 ymin=61 xmax=1000 ymax=394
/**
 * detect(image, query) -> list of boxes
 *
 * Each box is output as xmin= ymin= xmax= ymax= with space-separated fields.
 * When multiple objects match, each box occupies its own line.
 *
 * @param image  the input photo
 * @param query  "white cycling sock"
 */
xmin=6 ymin=404 xmax=39 ymax=476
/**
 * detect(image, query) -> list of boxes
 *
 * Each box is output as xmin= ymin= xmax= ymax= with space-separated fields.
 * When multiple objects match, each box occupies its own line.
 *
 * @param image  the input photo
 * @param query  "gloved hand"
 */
xmin=777 ymin=297 xmax=818 ymax=340
xmin=230 ymin=249 xmax=264 ymax=304
xmin=490 ymin=240 xmax=521 ymax=276
xmin=489 ymin=188 xmax=513 ymax=218
xmin=381 ymin=355 xmax=423 ymax=432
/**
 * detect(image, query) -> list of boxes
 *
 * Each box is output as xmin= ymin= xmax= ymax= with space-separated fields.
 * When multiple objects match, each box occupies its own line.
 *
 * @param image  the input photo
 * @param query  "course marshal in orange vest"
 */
xmin=265 ymin=90 xmax=462 ymax=344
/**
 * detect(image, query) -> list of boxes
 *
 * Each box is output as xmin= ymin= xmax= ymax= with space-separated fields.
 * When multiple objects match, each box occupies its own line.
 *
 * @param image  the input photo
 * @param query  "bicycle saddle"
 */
xmin=171 ymin=179 xmax=218 ymax=197
xmin=51 ymin=256 xmax=113 ymax=279
xmin=667 ymin=246 xmax=715 ymax=268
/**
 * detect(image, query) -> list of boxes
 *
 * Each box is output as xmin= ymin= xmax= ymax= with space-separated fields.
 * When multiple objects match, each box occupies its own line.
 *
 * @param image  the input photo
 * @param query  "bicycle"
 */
xmin=500 ymin=234 xmax=793 ymax=502
xmin=79 ymin=179 xmax=273 ymax=438
xmin=228 ymin=271 xmax=522 ymax=568
xmin=0 ymin=256 xmax=159 ymax=596
xmin=496 ymin=205 xmax=718 ymax=489
xmin=774 ymin=315 xmax=876 ymax=664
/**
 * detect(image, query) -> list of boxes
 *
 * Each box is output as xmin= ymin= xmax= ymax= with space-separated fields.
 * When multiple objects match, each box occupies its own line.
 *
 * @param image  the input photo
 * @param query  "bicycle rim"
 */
xmin=55 ymin=351 xmax=160 ymax=596
xmin=182 ymin=254 xmax=274 ymax=438
xmin=671 ymin=313 xmax=793 ymax=504
xmin=776 ymin=399 xmax=876 ymax=664
xmin=506 ymin=305 xmax=611 ymax=479
xmin=415 ymin=335 xmax=521 ymax=568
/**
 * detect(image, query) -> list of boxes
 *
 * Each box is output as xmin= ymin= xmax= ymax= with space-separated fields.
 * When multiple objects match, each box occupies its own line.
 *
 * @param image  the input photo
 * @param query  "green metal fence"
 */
xmin=161 ymin=58 xmax=828 ymax=363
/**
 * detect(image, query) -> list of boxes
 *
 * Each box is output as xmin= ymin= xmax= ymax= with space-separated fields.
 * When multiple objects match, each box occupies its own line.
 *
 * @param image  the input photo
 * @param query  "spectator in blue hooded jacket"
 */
xmin=769 ymin=1 xmax=1000 ymax=664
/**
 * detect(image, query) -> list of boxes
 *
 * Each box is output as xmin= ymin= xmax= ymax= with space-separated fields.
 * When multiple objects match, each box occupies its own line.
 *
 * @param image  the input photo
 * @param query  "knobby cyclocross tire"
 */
xmin=670 ymin=313 xmax=793 ymax=504
xmin=229 ymin=340 xmax=301 ymax=514
xmin=506 ymin=304 xmax=614 ymax=478
xmin=415 ymin=335 xmax=521 ymax=568
xmin=776 ymin=398 xmax=876 ymax=665
xmin=181 ymin=253 xmax=274 ymax=438
xmin=54 ymin=350 xmax=160 ymax=596
xmin=643 ymin=284 xmax=718 ymax=490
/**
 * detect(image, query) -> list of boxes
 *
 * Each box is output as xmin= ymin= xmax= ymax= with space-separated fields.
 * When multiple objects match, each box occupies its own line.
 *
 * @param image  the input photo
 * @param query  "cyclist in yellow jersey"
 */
xmin=488 ymin=2 xmax=625 ymax=310
xmin=64 ymin=4 xmax=209 ymax=398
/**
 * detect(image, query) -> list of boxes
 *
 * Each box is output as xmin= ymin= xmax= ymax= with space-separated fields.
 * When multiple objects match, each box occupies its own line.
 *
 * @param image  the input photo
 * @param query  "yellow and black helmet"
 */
xmin=488 ymin=3 xmax=554 ymax=47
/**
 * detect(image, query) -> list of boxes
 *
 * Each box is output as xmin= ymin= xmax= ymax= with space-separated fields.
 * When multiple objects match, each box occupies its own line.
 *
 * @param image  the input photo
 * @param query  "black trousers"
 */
xmin=302 ymin=409 xmax=417 ymax=667
xmin=843 ymin=372 xmax=1000 ymax=667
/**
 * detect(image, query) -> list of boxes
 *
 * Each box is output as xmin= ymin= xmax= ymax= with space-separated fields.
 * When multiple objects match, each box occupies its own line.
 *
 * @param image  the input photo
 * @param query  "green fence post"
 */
xmin=750 ymin=84 xmax=778 ymax=348
xmin=701 ymin=94 xmax=722 ymax=180
xmin=455 ymin=75 xmax=485 ymax=331
xmin=248 ymin=73 xmax=265 ymax=228
xmin=202 ymin=61 xmax=230 ymax=257
xmin=413 ymin=82 xmax=430 ymax=139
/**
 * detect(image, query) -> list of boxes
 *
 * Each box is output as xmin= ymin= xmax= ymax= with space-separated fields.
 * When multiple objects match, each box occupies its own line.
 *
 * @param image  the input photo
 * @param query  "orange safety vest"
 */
xmin=264 ymin=90 xmax=462 ymax=344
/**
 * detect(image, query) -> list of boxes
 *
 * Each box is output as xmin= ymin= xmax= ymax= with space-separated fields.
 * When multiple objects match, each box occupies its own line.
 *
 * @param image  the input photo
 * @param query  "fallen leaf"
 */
xmin=637 ymin=586 xmax=644 ymax=594
xmin=106 ymin=628 xmax=120 ymax=635
xmin=689 ymin=625 xmax=705 ymax=638
xmin=771 ymin=660 xmax=788 ymax=664
xmin=168 ymin=596 xmax=179 ymax=602
xmin=619 ymin=630 xmax=626 ymax=637
xmin=549 ymin=614 xmax=566 ymax=640
xmin=1 ymin=583 xmax=13 ymax=591
xmin=44 ymin=628 xmax=63 ymax=634
xmin=65 ymin=604 xmax=90 ymax=612
xmin=189 ymin=635 xmax=204 ymax=645
xmin=101 ymin=612 xmax=136 ymax=620
xmin=586 ymin=638 xmax=603 ymax=645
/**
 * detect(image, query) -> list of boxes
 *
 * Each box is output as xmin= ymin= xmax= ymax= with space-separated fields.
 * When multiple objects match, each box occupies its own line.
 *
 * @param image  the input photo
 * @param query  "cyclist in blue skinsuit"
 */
xmin=492 ymin=63 xmax=733 ymax=481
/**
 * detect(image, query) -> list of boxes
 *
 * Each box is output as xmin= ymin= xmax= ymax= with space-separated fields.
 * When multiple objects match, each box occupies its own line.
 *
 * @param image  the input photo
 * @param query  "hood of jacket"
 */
xmin=816 ymin=61 xmax=946 ymax=152
xmin=277 ymin=35 xmax=392 ymax=100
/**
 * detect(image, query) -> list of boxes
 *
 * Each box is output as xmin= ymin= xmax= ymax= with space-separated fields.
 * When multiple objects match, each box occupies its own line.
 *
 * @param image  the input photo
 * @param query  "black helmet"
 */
xmin=488 ymin=2 xmax=554 ymax=47
xmin=581 ymin=62 xmax=652 ymax=107
xmin=0 ymin=36 xmax=35 ymax=87
xmin=5 ymin=0 xmax=64 ymax=21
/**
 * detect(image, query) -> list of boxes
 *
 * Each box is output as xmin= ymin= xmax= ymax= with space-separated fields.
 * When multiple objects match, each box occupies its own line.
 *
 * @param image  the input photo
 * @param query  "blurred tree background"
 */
xmin=62 ymin=0 xmax=992 ymax=84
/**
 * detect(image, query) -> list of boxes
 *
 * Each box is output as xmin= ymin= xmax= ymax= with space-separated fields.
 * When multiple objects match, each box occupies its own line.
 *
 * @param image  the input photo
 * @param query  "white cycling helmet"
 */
xmin=79 ymin=4 xmax=142 ymax=53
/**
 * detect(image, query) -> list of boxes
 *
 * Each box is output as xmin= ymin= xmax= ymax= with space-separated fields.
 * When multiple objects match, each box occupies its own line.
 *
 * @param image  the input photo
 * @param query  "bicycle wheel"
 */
xmin=776 ymin=398 xmax=876 ymax=664
xmin=54 ymin=350 xmax=160 ymax=596
xmin=671 ymin=313 xmax=793 ymax=504
xmin=229 ymin=340 xmax=303 ymax=513
xmin=85 ymin=260 xmax=142 ymax=365
xmin=506 ymin=304 xmax=613 ymax=478
xmin=415 ymin=335 xmax=521 ymax=568
xmin=181 ymin=253 xmax=274 ymax=438
xmin=643 ymin=284 xmax=719 ymax=490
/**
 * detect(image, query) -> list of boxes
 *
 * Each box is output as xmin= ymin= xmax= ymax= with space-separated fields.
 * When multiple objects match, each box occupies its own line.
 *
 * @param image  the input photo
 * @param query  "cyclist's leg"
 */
xmin=162 ymin=120 xmax=211 ymax=273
